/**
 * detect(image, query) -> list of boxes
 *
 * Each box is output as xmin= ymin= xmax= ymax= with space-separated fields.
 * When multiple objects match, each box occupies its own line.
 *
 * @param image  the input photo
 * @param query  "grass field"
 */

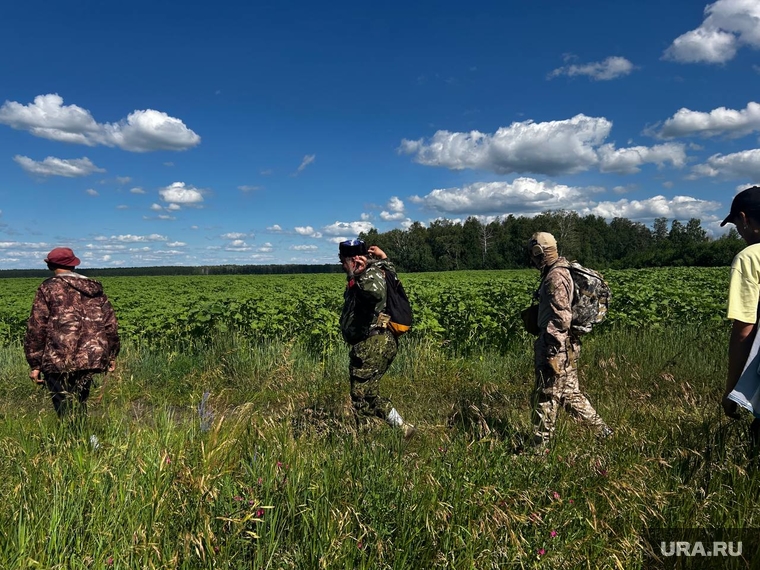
xmin=0 ymin=268 xmax=757 ymax=568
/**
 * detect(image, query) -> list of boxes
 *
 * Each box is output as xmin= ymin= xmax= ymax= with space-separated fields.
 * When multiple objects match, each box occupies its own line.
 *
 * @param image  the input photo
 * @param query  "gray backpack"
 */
xmin=546 ymin=262 xmax=611 ymax=335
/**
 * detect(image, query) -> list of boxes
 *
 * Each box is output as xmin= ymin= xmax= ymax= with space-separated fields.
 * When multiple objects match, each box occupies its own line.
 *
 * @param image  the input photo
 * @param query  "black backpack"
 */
xmin=377 ymin=261 xmax=413 ymax=336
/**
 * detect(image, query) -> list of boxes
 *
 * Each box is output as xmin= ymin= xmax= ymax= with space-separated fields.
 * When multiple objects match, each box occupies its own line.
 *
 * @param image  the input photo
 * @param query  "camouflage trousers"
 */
xmin=43 ymin=370 xmax=95 ymax=418
xmin=531 ymin=337 xmax=607 ymax=442
xmin=349 ymin=329 xmax=398 ymax=424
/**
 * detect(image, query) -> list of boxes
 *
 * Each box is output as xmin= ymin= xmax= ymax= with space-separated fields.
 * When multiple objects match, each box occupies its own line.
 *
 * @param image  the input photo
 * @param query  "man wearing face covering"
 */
xmin=528 ymin=232 xmax=612 ymax=444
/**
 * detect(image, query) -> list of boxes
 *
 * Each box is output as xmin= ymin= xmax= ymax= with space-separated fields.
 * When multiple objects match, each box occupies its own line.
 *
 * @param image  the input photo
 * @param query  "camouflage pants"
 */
xmin=532 ymin=337 xmax=607 ymax=442
xmin=43 ymin=370 xmax=94 ymax=418
xmin=349 ymin=330 xmax=398 ymax=423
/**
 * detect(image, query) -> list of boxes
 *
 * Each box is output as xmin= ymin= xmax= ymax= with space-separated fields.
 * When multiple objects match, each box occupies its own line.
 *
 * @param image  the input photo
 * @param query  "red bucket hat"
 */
xmin=44 ymin=247 xmax=81 ymax=267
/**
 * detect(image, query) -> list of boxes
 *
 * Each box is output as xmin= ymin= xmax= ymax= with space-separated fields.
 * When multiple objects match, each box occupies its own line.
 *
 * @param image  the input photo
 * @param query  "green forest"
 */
xmin=0 ymin=211 xmax=745 ymax=278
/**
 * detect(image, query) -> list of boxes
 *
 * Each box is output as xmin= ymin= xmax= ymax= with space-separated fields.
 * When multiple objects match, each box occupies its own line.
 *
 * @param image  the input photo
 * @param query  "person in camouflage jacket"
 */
xmin=339 ymin=239 xmax=413 ymax=437
xmin=528 ymin=233 xmax=611 ymax=444
xmin=24 ymin=247 xmax=120 ymax=417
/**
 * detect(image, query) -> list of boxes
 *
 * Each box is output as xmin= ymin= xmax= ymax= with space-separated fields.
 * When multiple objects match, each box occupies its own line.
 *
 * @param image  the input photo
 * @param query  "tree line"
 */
xmin=0 ymin=211 xmax=744 ymax=278
xmin=360 ymin=211 xmax=744 ymax=272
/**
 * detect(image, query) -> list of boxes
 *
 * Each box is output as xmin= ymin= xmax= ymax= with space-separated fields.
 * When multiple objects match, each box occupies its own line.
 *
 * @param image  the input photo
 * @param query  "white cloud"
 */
xmin=115 ymin=176 xmax=131 ymax=184
xmin=294 ymin=154 xmax=316 ymax=175
xmin=400 ymin=115 xmax=684 ymax=176
xmin=295 ymin=226 xmax=322 ymax=238
xmin=167 ymin=241 xmax=186 ymax=247
xmin=322 ymin=220 xmax=375 ymax=236
xmin=117 ymin=204 xmax=128 ymax=209
xmin=690 ymin=148 xmax=760 ymax=178
xmin=597 ymin=143 xmax=687 ymax=173
xmin=656 ymin=102 xmax=760 ymax=139
xmin=222 ymin=232 xmax=248 ymax=239
xmin=238 ymin=185 xmax=262 ymax=192
xmin=257 ymin=242 xmax=273 ymax=252
xmin=663 ymin=0 xmax=760 ymax=64
xmin=159 ymin=181 xmax=204 ymax=205
xmin=85 ymin=188 xmax=98 ymax=196
xmin=108 ymin=234 xmax=168 ymax=243
xmin=327 ymin=237 xmax=349 ymax=244
xmin=548 ymin=56 xmax=635 ymax=81
xmin=14 ymin=155 xmax=105 ymax=178
xmin=380 ymin=211 xmax=407 ymax=221
xmin=166 ymin=203 xmax=181 ymax=211
xmin=410 ymin=178 xmax=594 ymax=215
xmin=156 ymin=214 xmax=176 ymax=220
xmin=387 ymin=196 xmax=404 ymax=212
xmin=586 ymin=195 xmax=722 ymax=221
xmin=130 ymin=187 xmax=145 ymax=194
xmin=0 ymin=94 xmax=200 ymax=151
xmin=150 ymin=203 xmax=163 ymax=211
xmin=292 ymin=244 xmax=318 ymax=251
xmin=267 ymin=224 xmax=283 ymax=232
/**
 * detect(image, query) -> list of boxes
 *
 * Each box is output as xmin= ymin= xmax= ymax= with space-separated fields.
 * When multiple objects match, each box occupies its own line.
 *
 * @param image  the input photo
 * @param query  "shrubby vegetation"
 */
xmin=1 ymin=268 xmax=755 ymax=568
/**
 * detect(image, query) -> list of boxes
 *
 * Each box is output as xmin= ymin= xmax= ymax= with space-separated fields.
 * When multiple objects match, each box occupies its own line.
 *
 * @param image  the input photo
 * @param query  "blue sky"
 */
xmin=1 ymin=0 xmax=759 ymax=268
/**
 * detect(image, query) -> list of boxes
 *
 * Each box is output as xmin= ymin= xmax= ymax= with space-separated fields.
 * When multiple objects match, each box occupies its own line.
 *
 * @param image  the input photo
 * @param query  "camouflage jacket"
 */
xmin=537 ymin=257 xmax=573 ymax=356
xmin=24 ymin=273 xmax=120 ymax=374
xmin=340 ymin=259 xmax=393 ymax=345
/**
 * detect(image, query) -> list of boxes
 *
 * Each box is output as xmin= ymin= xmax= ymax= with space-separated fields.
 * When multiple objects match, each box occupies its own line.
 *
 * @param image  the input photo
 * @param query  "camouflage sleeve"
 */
xmin=24 ymin=286 xmax=50 ymax=369
xmin=540 ymin=267 xmax=573 ymax=353
xmin=356 ymin=265 xmax=387 ymax=311
xmin=102 ymin=296 xmax=120 ymax=360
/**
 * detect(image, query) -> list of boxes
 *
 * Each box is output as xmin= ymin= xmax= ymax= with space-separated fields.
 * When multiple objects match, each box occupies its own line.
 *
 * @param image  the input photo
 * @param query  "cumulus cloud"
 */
xmin=399 ymin=115 xmax=685 ymax=176
xmin=379 ymin=196 xmax=406 ymax=221
xmin=293 ymin=154 xmax=316 ymax=175
xmin=14 ymin=155 xmax=105 ymax=177
xmin=0 ymin=94 xmax=200 ymax=151
xmin=167 ymin=241 xmax=186 ymax=247
xmin=106 ymin=234 xmax=168 ymax=243
xmin=222 ymin=232 xmax=248 ymax=239
xmin=85 ymin=188 xmax=98 ymax=196
xmin=655 ymin=102 xmax=760 ymax=139
xmin=159 ymin=182 xmax=204 ymax=206
xmin=548 ymin=56 xmax=635 ymax=81
xmin=597 ymin=143 xmax=687 ymax=173
xmin=322 ymin=220 xmax=374 ymax=236
xmin=690 ymin=148 xmax=760 ymax=178
xmin=586 ymin=195 xmax=722 ymax=221
xmin=292 ymin=244 xmax=318 ymax=251
xmin=238 ymin=185 xmax=263 ymax=192
xmin=115 ymin=176 xmax=131 ymax=184
xmin=257 ymin=242 xmax=273 ymax=252
xmin=295 ymin=226 xmax=322 ymax=238
xmin=130 ymin=187 xmax=145 ymax=194
xmin=410 ymin=178 xmax=594 ymax=216
xmin=663 ymin=0 xmax=760 ymax=64
xmin=267 ymin=224 xmax=283 ymax=232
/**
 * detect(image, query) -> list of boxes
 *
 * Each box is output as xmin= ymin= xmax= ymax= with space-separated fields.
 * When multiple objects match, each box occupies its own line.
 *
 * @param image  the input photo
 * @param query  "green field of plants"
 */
xmin=0 ymin=266 xmax=755 ymax=569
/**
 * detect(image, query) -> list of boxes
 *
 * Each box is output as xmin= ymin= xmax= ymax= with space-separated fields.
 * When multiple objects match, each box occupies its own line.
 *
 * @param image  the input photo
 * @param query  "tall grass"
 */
xmin=1 ymin=325 xmax=758 ymax=569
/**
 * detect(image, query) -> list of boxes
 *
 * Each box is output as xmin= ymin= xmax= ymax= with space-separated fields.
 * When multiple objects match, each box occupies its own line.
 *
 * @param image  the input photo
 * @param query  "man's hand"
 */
xmin=722 ymin=393 xmax=741 ymax=419
xmin=368 ymin=246 xmax=387 ymax=260
xmin=29 ymin=369 xmax=43 ymax=384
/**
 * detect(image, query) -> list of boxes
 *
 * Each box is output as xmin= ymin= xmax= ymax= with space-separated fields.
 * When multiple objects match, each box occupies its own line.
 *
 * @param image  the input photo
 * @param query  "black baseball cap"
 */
xmin=721 ymin=186 xmax=760 ymax=227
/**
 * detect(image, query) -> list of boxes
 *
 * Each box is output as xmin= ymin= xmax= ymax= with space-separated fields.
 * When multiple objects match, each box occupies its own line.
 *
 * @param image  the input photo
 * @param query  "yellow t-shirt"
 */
xmin=727 ymin=243 xmax=760 ymax=324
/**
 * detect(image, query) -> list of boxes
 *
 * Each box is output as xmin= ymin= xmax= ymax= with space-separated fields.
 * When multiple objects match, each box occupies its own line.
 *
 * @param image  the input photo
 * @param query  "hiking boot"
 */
xmin=598 ymin=426 xmax=614 ymax=440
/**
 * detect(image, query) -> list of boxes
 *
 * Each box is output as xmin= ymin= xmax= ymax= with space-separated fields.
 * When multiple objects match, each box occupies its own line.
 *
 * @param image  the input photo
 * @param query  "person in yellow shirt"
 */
xmin=721 ymin=186 xmax=760 ymax=441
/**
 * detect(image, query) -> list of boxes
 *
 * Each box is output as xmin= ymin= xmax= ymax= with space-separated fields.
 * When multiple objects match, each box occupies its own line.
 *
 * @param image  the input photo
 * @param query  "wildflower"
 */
xmin=568 ymin=499 xmax=574 ymax=504
xmin=276 ymin=461 xmax=283 ymax=469
xmin=106 ymin=557 xmax=114 ymax=566
xmin=552 ymin=491 xmax=560 ymax=500
xmin=357 ymin=541 xmax=363 ymax=549
xmin=256 ymin=508 xmax=265 ymax=518
xmin=538 ymin=548 xmax=546 ymax=556
xmin=234 ymin=496 xmax=243 ymax=502
xmin=164 ymin=456 xmax=171 ymax=464
xmin=257 ymin=477 xmax=263 ymax=485
xmin=550 ymin=530 xmax=557 ymax=538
